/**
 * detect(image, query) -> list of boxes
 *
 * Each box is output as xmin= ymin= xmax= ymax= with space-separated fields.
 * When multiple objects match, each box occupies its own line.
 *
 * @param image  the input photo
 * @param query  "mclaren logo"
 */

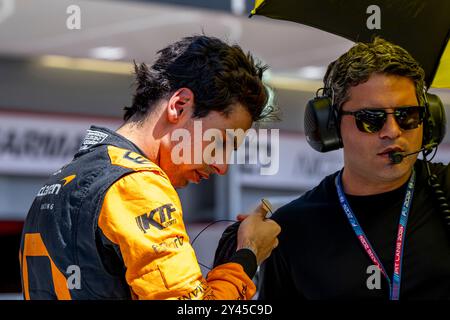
xmin=36 ymin=175 xmax=76 ymax=197
xmin=61 ymin=175 xmax=76 ymax=186
xmin=136 ymin=203 xmax=177 ymax=233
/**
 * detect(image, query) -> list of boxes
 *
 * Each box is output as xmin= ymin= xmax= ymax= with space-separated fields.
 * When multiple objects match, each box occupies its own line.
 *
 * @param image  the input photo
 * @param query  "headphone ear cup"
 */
xmin=304 ymin=96 xmax=343 ymax=152
xmin=423 ymin=93 xmax=446 ymax=146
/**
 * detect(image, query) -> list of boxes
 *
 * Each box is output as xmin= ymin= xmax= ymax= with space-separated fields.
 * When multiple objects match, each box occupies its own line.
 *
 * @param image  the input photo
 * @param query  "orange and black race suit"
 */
xmin=19 ymin=126 xmax=257 ymax=300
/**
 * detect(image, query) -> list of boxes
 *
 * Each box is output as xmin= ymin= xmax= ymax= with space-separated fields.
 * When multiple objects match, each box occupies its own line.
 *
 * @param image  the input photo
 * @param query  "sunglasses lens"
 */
xmin=354 ymin=110 xmax=386 ymax=133
xmin=395 ymin=107 xmax=424 ymax=130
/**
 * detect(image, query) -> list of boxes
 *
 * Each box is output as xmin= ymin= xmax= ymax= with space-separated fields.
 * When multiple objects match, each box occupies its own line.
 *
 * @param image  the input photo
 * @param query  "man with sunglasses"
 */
xmin=259 ymin=37 xmax=450 ymax=299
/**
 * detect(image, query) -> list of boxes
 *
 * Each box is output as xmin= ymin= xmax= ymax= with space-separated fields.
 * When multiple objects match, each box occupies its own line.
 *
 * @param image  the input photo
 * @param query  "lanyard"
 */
xmin=335 ymin=169 xmax=416 ymax=300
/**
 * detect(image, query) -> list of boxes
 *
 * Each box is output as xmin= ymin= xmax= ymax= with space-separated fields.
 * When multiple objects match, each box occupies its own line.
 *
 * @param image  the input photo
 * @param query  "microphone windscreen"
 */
xmin=389 ymin=152 xmax=403 ymax=164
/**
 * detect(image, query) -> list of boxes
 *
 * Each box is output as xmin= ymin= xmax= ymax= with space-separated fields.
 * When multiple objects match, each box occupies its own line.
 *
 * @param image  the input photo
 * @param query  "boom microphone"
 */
xmin=388 ymin=143 xmax=437 ymax=164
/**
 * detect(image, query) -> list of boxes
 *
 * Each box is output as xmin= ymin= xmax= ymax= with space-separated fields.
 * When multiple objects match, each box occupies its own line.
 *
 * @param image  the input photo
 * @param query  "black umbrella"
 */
xmin=251 ymin=0 xmax=450 ymax=89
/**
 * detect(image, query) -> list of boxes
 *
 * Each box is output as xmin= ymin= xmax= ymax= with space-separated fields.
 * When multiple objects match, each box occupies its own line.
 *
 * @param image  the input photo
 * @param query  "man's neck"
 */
xmin=116 ymin=122 xmax=160 ymax=165
xmin=341 ymin=168 xmax=412 ymax=196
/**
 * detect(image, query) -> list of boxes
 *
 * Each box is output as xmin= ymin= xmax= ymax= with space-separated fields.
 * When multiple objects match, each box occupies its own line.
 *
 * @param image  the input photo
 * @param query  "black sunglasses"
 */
xmin=340 ymin=106 xmax=425 ymax=133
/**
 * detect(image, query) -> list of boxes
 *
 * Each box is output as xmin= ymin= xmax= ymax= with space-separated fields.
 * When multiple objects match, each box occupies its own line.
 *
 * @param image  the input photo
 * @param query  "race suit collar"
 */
xmin=78 ymin=125 xmax=146 ymax=157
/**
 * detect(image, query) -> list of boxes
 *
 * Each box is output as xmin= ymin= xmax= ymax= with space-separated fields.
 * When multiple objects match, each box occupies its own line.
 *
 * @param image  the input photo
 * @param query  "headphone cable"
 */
xmin=423 ymin=152 xmax=450 ymax=235
xmin=190 ymin=219 xmax=237 ymax=271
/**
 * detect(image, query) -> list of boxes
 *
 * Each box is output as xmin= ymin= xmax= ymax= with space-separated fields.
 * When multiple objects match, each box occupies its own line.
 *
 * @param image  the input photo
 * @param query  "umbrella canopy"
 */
xmin=251 ymin=0 xmax=450 ymax=89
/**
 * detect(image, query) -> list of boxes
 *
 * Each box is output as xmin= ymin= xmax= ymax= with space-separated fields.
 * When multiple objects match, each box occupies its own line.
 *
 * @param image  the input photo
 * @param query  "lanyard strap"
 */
xmin=335 ymin=169 xmax=416 ymax=300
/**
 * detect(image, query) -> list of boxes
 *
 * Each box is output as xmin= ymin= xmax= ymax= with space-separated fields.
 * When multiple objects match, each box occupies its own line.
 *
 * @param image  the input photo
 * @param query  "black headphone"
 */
xmin=304 ymin=82 xmax=446 ymax=153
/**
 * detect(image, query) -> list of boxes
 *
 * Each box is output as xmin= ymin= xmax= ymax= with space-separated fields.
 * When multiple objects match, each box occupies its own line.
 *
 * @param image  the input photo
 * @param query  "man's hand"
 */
xmin=236 ymin=203 xmax=281 ymax=265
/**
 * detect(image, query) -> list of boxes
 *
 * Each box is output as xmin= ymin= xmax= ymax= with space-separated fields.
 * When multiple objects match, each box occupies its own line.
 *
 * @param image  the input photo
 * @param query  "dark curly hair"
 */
xmin=124 ymin=35 xmax=275 ymax=122
xmin=324 ymin=37 xmax=426 ymax=109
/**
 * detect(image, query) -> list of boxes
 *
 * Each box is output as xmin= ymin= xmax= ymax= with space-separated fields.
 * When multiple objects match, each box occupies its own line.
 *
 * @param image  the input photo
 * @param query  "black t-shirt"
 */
xmin=259 ymin=160 xmax=450 ymax=300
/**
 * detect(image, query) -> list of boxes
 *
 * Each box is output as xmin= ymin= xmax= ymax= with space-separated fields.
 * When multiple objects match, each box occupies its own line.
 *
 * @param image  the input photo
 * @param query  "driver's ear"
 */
xmin=166 ymin=88 xmax=194 ymax=124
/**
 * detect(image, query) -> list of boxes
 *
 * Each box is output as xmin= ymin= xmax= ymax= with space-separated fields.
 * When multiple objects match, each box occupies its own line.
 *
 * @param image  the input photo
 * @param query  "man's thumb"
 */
xmin=253 ymin=203 xmax=269 ymax=217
